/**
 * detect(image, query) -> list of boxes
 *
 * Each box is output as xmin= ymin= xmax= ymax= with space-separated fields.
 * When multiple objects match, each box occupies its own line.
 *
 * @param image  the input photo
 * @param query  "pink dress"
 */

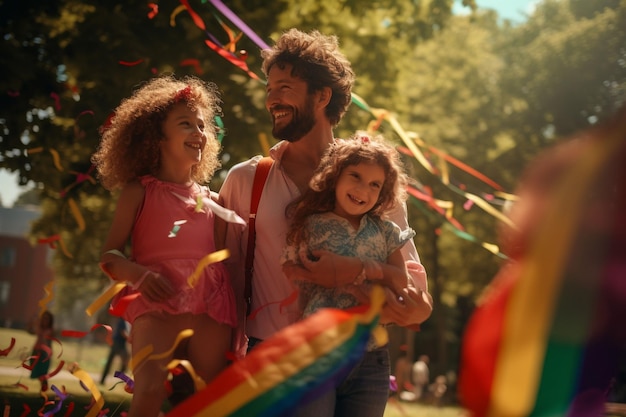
xmin=112 ymin=175 xmax=237 ymax=327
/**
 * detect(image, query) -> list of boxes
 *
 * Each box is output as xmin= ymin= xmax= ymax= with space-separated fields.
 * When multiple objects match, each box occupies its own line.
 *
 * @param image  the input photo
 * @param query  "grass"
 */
xmin=0 ymin=328 xmax=470 ymax=416
xmin=0 ymin=327 xmax=132 ymax=416
xmin=384 ymin=398 xmax=466 ymax=417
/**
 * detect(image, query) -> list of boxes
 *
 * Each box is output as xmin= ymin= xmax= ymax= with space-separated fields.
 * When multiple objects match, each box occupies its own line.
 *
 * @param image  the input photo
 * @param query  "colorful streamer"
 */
xmin=169 ymin=4 xmax=187 ymax=26
xmin=85 ymin=281 xmax=127 ymax=317
xmin=113 ymin=370 xmax=135 ymax=393
xmin=119 ymin=59 xmax=144 ymax=66
xmin=180 ymin=58 xmax=203 ymax=75
xmin=187 ymin=249 xmax=230 ymax=287
xmin=147 ymin=2 xmax=159 ymax=19
xmin=60 ymin=166 xmax=96 ymax=197
xmin=67 ymin=197 xmax=86 ymax=231
xmin=352 ymin=93 xmax=514 ymax=229
xmin=211 ymin=13 xmax=243 ymax=53
xmin=207 ymin=0 xmax=271 ymax=50
xmin=27 ymin=147 xmax=64 ymax=171
xmin=37 ymin=234 xmax=73 ymax=258
xmin=61 ymin=323 xmax=113 ymax=346
xmin=131 ymin=329 xmax=194 ymax=372
xmin=37 ymin=281 xmax=55 ymax=316
xmin=459 ymin=123 xmax=626 ymax=416
xmin=204 ymin=39 xmax=260 ymax=80
xmin=69 ymin=364 xmax=104 ymax=417
xmin=179 ymin=0 xmax=207 ymax=30
xmin=1 ymin=337 xmax=16 ymax=356
xmin=166 ymin=287 xmax=386 ymax=417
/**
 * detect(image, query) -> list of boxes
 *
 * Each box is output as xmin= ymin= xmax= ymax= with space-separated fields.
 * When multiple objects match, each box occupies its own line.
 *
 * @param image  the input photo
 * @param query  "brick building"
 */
xmin=0 ymin=206 xmax=54 ymax=329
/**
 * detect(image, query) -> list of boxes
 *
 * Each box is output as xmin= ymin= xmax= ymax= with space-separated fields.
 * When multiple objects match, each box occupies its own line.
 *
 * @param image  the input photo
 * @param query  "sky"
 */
xmin=0 ymin=170 xmax=31 ymax=207
xmin=455 ymin=0 xmax=540 ymax=21
xmin=0 ymin=0 xmax=540 ymax=207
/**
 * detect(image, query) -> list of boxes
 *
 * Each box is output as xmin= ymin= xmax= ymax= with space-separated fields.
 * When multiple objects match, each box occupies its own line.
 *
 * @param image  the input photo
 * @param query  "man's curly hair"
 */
xmin=261 ymin=28 xmax=355 ymax=127
xmin=285 ymin=133 xmax=409 ymax=246
xmin=91 ymin=75 xmax=222 ymax=191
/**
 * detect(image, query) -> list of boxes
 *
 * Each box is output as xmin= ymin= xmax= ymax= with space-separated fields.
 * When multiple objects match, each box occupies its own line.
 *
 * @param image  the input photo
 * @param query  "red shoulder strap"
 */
xmin=244 ymin=156 xmax=273 ymax=316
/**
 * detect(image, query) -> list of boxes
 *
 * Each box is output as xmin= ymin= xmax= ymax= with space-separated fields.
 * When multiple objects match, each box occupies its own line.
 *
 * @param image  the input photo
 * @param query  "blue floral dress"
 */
xmin=281 ymin=211 xmax=415 ymax=317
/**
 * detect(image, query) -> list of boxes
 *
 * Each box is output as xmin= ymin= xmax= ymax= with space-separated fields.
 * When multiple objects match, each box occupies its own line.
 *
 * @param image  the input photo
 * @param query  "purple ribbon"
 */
xmin=208 ymin=0 xmax=271 ymax=50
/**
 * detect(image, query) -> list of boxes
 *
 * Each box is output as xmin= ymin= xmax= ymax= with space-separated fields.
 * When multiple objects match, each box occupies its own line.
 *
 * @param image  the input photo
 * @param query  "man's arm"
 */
xmin=284 ymin=203 xmax=433 ymax=328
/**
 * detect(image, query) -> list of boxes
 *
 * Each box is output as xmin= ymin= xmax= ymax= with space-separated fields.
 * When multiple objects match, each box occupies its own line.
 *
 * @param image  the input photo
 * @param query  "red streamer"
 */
xmin=398 ymin=146 xmax=504 ymax=191
xmin=179 ymin=0 xmax=206 ymax=30
xmin=118 ymin=59 xmax=144 ymax=66
xmin=180 ymin=58 xmax=203 ymax=75
xmin=204 ymin=39 xmax=260 ymax=80
xmin=147 ymin=3 xmax=159 ymax=19
xmin=19 ymin=404 xmax=31 ymax=417
xmin=0 ymin=337 xmax=15 ymax=356
xmin=50 ymin=92 xmax=61 ymax=111
xmin=61 ymin=324 xmax=113 ymax=345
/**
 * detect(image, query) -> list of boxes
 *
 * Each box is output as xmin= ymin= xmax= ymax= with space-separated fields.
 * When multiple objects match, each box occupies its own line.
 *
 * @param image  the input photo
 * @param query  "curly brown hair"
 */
xmin=91 ymin=75 xmax=222 ymax=190
xmin=286 ymin=133 xmax=408 ymax=246
xmin=261 ymin=29 xmax=355 ymax=127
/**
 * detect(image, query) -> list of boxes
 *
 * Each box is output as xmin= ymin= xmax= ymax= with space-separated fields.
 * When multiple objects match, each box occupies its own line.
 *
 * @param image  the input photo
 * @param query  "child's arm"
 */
xmin=99 ymin=182 xmax=174 ymax=301
xmin=99 ymin=182 xmax=145 ymax=282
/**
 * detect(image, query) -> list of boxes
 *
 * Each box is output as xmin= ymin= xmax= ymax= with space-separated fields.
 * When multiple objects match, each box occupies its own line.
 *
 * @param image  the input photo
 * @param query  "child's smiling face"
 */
xmin=333 ymin=162 xmax=385 ymax=227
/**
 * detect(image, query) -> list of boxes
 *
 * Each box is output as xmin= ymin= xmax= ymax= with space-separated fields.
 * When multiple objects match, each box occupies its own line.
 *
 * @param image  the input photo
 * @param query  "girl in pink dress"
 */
xmin=92 ymin=75 xmax=240 ymax=417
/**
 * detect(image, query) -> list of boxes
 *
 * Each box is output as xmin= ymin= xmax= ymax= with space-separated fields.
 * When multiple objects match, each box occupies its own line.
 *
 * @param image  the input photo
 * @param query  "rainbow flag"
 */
xmin=166 ymin=286 xmax=387 ymax=417
xmin=459 ymin=125 xmax=626 ymax=417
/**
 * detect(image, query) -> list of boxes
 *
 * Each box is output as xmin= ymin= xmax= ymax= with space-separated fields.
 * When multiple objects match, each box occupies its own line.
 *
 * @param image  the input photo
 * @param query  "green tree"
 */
xmin=497 ymin=0 xmax=626 ymax=165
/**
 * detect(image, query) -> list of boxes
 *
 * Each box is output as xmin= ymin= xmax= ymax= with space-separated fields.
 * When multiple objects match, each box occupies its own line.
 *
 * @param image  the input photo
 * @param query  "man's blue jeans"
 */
xmin=294 ymin=346 xmax=391 ymax=417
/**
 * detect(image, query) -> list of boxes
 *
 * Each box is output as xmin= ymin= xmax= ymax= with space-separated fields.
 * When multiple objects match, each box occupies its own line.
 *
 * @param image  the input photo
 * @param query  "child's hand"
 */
xmin=297 ymin=249 xmax=338 ymax=287
xmin=380 ymin=285 xmax=432 ymax=328
xmin=351 ymin=284 xmax=401 ymax=305
xmin=136 ymin=272 xmax=175 ymax=302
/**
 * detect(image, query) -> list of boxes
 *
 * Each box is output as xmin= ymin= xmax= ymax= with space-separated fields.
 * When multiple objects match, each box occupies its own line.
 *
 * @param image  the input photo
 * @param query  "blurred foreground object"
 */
xmin=459 ymin=106 xmax=626 ymax=417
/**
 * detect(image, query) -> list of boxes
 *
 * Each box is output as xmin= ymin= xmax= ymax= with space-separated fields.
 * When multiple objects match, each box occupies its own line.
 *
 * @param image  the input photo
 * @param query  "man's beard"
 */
xmin=272 ymin=97 xmax=316 ymax=143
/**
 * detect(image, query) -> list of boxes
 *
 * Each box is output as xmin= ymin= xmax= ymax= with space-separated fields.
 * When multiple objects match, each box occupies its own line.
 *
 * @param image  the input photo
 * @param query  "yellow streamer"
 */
xmin=85 ymin=281 xmax=127 ymax=317
xmin=494 ymin=191 xmax=519 ymax=202
xmin=69 ymin=364 xmax=104 ymax=417
xmin=38 ymin=281 xmax=55 ymax=316
xmin=187 ymin=249 xmax=230 ymax=287
xmin=169 ymin=4 xmax=186 ymax=26
xmin=68 ymin=197 xmax=86 ymax=231
xmin=133 ymin=329 xmax=194 ymax=372
xmin=27 ymin=147 xmax=43 ymax=155
xmin=57 ymin=236 xmax=73 ymax=258
xmin=481 ymin=242 xmax=502 ymax=256
xmin=48 ymin=148 xmax=64 ymax=171
xmin=166 ymin=359 xmax=207 ymax=392
xmin=438 ymin=154 xmax=450 ymax=185
xmin=130 ymin=344 xmax=153 ymax=372
xmin=465 ymin=192 xmax=516 ymax=229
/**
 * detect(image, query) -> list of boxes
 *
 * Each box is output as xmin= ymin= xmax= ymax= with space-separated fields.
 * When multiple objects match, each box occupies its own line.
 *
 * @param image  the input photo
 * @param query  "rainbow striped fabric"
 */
xmin=166 ymin=286 xmax=387 ymax=417
xmin=459 ymin=122 xmax=626 ymax=416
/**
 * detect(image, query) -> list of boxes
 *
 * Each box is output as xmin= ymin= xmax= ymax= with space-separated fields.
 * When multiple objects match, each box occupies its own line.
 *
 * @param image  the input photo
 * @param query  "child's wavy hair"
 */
xmin=286 ymin=132 xmax=408 ymax=246
xmin=91 ymin=75 xmax=222 ymax=190
xmin=261 ymin=29 xmax=354 ymax=127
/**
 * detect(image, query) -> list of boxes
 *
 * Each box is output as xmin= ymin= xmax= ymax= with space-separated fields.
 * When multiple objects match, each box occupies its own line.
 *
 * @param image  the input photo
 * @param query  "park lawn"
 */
xmin=0 ymin=327 xmax=132 ymax=416
xmin=384 ymin=398 xmax=466 ymax=417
